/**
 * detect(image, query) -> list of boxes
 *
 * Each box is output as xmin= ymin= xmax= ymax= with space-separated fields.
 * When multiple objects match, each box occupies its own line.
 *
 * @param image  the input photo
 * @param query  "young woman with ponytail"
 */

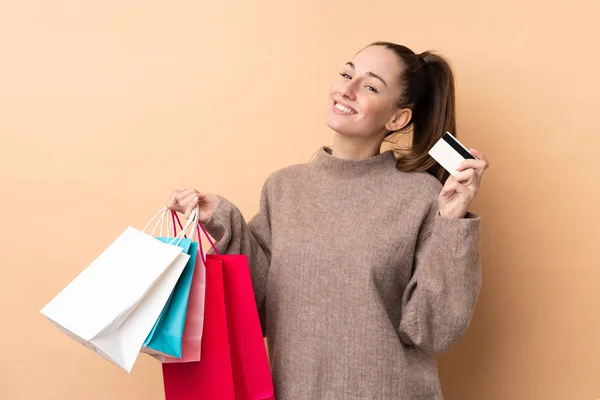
xmin=167 ymin=42 xmax=489 ymax=399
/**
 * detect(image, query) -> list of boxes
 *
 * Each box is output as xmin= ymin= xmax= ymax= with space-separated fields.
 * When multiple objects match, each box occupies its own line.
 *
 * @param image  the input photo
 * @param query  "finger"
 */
xmin=441 ymin=179 xmax=473 ymax=198
xmin=175 ymin=188 xmax=198 ymax=203
xmin=440 ymin=182 xmax=457 ymax=197
xmin=454 ymin=169 xmax=477 ymax=185
xmin=468 ymin=148 xmax=489 ymax=167
xmin=440 ymin=179 xmax=460 ymax=197
xmin=456 ymin=159 xmax=487 ymax=173
xmin=181 ymin=191 xmax=199 ymax=208
xmin=440 ymin=175 xmax=454 ymax=196
xmin=166 ymin=190 xmax=181 ymax=210
xmin=184 ymin=195 xmax=200 ymax=219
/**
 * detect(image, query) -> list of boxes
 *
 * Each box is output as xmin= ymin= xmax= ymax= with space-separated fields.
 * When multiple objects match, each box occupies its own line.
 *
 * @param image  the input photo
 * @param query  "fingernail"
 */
xmin=194 ymin=196 xmax=199 ymax=201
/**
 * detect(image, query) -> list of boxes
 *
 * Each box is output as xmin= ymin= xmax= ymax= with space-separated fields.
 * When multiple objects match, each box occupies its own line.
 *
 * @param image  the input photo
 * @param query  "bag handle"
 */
xmin=140 ymin=207 xmax=198 ymax=247
xmin=172 ymin=210 xmax=219 ymax=263
xmin=142 ymin=207 xmax=168 ymax=234
xmin=172 ymin=210 xmax=218 ymax=253
xmin=171 ymin=210 xmax=203 ymax=263
xmin=167 ymin=207 xmax=199 ymax=246
xmin=142 ymin=207 xmax=182 ymax=238
xmin=153 ymin=209 xmax=171 ymax=238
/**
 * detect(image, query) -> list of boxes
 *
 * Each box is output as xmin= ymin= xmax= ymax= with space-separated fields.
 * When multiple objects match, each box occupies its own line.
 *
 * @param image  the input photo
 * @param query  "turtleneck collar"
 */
xmin=310 ymin=146 xmax=397 ymax=178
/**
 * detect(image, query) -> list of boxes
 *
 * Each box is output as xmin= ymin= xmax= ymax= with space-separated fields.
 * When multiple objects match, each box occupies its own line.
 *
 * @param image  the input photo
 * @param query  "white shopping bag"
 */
xmin=40 ymin=208 xmax=197 ymax=372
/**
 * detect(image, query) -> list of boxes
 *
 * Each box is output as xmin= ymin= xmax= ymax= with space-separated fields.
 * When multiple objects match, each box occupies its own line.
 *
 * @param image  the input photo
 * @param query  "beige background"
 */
xmin=1 ymin=0 xmax=599 ymax=399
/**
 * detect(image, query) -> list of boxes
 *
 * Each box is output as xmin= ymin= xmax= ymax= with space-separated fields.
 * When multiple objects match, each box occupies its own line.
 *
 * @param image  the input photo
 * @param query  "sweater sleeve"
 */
xmin=398 ymin=206 xmax=482 ymax=354
xmin=203 ymin=180 xmax=272 ymax=335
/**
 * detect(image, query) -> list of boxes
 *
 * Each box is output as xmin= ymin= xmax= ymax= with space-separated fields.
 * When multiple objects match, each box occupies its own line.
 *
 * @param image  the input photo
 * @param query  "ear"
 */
xmin=385 ymin=108 xmax=412 ymax=132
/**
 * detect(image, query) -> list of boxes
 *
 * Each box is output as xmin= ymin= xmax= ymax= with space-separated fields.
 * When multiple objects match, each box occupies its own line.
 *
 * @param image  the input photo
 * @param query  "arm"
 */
xmin=203 ymin=180 xmax=272 ymax=334
xmin=398 ymin=208 xmax=482 ymax=354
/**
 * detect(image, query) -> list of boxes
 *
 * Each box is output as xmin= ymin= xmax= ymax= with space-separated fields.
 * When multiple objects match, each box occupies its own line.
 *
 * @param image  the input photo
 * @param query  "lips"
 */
xmin=333 ymin=100 xmax=357 ymax=115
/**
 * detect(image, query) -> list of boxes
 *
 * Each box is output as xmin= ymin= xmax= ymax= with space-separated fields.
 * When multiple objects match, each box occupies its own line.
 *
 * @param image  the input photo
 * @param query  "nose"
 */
xmin=339 ymin=79 xmax=357 ymax=101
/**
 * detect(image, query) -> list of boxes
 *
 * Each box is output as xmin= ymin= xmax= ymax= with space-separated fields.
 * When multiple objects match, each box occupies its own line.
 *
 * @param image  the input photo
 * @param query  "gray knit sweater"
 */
xmin=204 ymin=147 xmax=482 ymax=400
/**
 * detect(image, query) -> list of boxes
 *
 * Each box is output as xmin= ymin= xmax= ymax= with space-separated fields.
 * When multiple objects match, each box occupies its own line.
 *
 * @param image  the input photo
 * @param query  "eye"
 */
xmin=365 ymin=85 xmax=378 ymax=93
xmin=339 ymin=72 xmax=352 ymax=80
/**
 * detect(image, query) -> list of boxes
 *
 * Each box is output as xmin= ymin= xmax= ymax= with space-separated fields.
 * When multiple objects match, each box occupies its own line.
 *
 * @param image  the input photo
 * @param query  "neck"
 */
xmin=331 ymin=132 xmax=384 ymax=160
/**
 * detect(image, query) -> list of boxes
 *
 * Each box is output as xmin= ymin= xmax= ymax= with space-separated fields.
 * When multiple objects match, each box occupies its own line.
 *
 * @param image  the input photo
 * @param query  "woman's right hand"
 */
xmin=166 ymin=189 xmax=221 ymax=223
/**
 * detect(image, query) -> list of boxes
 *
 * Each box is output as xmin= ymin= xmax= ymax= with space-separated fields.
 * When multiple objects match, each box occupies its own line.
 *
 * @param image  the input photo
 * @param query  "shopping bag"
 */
xmin=215 ymin=253 xmax=275 ymax=400
xmin=162 ymin=225 xmax=275 ymax=400
xmin=141 ymin=240 xmax=197 ymax=358
xmin=153 ymin=212 xmax=206 ymax=363
xmin=162 ymin=256 xmax=235 ymax=400
xmin=40 ymin=207 xmax=198 ymax=372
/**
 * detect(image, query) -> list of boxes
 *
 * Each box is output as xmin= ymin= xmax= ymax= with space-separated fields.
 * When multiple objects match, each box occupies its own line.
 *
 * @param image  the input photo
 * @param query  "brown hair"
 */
xmin=370 ymin=41 xmax=457 ymax=183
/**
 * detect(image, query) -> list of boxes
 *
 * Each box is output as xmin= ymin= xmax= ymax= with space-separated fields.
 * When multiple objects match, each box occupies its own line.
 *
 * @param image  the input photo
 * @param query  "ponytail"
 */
xmin=370 ymin=42 xmax=457 ymax=183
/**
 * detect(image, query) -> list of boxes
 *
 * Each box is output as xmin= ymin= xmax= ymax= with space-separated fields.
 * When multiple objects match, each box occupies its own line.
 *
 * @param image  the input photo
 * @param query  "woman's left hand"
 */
xmin=438 ymin=148 xmax=489 ymax=219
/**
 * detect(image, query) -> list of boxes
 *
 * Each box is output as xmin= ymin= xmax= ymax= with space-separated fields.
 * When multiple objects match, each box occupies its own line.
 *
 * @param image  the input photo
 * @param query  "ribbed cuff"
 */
xmin=432 ymin=212 xmax=481 ymax=255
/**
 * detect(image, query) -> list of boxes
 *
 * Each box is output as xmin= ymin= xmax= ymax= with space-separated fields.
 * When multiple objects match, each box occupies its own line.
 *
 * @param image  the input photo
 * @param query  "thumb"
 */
xmin=198 ymin=210 xmax=210 ymax=224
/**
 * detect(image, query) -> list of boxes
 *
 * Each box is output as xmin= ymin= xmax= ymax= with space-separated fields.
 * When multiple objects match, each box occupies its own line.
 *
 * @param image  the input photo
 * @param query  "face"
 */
xmin=326 ymin=45 xmax=410 ymax=139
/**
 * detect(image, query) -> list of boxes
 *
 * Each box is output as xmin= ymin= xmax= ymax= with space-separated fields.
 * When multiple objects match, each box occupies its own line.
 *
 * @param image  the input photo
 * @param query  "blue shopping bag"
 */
xmin=141 ymin=238 xmax=197 ymax=358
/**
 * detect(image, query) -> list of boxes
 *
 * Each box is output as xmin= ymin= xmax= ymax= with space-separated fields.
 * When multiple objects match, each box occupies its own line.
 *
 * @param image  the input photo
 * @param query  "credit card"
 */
xmin=428 ymin=132 xmax=475 ymax=176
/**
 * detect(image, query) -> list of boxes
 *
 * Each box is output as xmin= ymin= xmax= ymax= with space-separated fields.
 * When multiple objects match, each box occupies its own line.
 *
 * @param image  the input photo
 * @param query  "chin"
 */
xmin=326 ymin=114 xmax=359 ymax=137
xmin=326 ymin=121 xmax=362 ymax=137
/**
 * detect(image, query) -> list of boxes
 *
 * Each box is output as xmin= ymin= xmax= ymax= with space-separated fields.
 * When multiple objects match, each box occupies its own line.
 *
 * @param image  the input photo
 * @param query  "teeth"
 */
xmin=335 ymin=102 xmax=355 ymax=114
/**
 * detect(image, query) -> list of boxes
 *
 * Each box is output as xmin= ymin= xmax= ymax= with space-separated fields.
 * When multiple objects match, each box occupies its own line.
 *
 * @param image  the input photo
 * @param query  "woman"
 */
xmin=167 ymin=42 xmax=488 ymax=399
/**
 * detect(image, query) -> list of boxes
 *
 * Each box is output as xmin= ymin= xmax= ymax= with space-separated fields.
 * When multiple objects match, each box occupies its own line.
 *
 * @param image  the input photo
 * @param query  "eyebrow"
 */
xmin=345 ymin=62 xmax=387 ymax=87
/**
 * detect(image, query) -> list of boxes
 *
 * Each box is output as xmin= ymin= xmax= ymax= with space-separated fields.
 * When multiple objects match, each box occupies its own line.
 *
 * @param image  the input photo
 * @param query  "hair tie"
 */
xmin=417 ymin=53 xmax=427 ymax=67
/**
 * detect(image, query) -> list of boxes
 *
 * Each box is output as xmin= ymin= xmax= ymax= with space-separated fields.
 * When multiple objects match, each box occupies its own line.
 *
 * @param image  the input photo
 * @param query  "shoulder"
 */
xmin=378 ymin=167 xmax=444 ymax=229
xmin=407 ymin=170 xmax=443 ymax=197
xmin=270 ymin=162 xmax=309 ymax=179
xmin=387 ymin=167 xmax=443 ymax=200
xmin=261 ymin=162 xmax=311 ymax=191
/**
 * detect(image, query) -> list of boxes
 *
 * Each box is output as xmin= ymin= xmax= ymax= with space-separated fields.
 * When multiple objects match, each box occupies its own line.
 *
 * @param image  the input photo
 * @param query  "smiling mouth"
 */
xmin=333 ymin=101 xmax=357 ymax=115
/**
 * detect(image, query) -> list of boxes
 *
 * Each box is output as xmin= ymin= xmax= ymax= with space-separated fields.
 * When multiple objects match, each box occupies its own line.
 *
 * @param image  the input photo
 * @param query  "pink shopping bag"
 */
xmin=153 ymin=212 xmax=206 ymax=363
